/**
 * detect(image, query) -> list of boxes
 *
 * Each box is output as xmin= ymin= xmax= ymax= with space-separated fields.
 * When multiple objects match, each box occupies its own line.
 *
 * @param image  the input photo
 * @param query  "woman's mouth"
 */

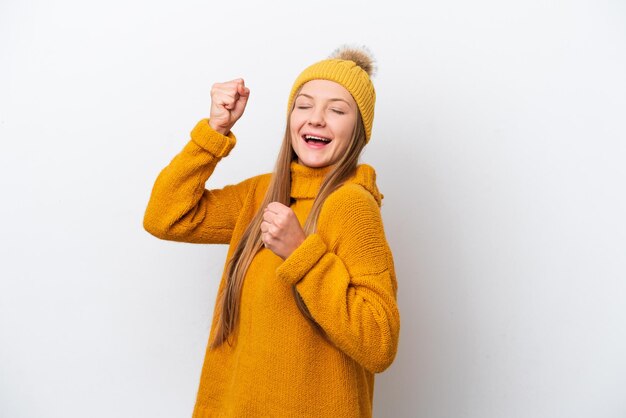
xmin=303 ymin=134 xmax=332 ymax=145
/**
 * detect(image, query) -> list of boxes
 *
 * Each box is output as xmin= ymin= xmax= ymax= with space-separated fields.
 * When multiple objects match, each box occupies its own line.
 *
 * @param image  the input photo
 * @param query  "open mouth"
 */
xmin=303 ymin=134 xmax=332 ymax=145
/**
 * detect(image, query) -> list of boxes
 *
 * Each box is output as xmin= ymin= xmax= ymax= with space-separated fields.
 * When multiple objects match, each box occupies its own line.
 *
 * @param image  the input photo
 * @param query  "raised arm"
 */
xmin=143 ymin=79 xmax=252 ymax=243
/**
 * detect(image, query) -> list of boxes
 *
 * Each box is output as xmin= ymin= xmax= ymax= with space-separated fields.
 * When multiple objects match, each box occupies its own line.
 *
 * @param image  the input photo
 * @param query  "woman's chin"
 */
xmin=296 ymin=156 xmax=333 ymax=168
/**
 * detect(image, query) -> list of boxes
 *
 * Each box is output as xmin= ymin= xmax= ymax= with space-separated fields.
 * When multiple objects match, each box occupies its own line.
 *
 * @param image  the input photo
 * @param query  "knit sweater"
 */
xmin=143 ymin=119 xmax=400 ymax=418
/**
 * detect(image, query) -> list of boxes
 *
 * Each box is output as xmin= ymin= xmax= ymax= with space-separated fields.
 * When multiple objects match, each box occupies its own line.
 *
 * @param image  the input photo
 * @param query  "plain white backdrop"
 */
xmin=1 ymin=0 xmax=625 ymax=417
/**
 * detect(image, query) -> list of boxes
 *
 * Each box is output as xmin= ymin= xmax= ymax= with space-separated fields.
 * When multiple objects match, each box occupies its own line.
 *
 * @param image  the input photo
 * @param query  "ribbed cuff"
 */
xmin=276 ymin=234 xmax=327 ymax=286
xmin=190 ymin=119 xmax=237 ymax=158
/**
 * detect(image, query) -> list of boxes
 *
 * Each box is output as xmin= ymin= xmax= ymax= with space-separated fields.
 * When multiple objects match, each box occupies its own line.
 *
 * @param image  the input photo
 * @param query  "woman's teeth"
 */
xmin=304 ymin=135 xmax=331 ymax=144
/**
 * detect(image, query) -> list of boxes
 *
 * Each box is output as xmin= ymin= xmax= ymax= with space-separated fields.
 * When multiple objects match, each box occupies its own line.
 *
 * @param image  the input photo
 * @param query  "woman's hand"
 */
xmin=261 ymin=202 xmax=306 ymax=260
xmin=209 ymin=78 xmax=250 ymax=135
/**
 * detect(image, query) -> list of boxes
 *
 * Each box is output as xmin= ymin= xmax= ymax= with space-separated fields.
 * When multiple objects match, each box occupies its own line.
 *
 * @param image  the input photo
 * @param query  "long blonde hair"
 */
xmin=210 ymin=105 xmax=367 ymax=348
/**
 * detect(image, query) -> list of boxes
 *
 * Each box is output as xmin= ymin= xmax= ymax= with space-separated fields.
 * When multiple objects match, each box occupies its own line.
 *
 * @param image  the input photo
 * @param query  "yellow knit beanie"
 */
xmin=287 ymin=46 xmax=376 ymax=142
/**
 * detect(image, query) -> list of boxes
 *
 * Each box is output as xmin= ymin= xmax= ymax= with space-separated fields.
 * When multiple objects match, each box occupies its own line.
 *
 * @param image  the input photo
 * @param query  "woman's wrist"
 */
xmin=208 ymin=119 xmax=231 ymax=136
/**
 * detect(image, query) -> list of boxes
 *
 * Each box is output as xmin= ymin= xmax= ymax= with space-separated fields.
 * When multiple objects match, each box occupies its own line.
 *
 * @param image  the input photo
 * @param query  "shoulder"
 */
xmin=322 ymin=163 xmax=383 ymax=217
xmin=219 ymin=172 xmax=272 ymax=207
xmin=318 ymin=182 xmax=385 ymax=249
xmin=234 ymin=172 xmax=272 ymax=199
xmin=240 ymin=172 xmax=272 ymax=189
xmin=324 ymin=183 xmax=380 ymax=215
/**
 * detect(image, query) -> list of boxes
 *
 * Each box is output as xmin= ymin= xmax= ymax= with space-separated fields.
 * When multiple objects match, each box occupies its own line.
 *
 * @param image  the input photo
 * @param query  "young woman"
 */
xmin=144 ymin=46 xmax=400 ymax=418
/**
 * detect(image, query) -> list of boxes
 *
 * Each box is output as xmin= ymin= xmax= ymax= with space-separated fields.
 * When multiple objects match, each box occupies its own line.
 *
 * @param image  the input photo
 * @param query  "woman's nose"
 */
xmin=307 ymin=107 xmax=325 ymax=127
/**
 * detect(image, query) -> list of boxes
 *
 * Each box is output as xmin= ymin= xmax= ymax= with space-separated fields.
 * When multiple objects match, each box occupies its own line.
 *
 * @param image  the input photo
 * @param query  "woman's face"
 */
xmin=290 ymin=79 xmax=357 ymax=168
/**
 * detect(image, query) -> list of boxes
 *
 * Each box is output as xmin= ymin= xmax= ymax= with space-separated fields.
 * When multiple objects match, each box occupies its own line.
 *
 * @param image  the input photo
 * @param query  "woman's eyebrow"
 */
xmin=296 ymin=93 xmax=353 ymax=106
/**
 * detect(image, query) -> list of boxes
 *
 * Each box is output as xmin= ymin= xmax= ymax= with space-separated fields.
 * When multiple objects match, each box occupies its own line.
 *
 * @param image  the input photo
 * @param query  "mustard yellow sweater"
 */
xmin=144 ymin=120 xmax=400 ymax=418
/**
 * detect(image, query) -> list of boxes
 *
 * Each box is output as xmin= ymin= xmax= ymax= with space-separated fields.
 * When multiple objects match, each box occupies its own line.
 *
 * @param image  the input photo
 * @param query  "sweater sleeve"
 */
xmin=143 ymin=119 xmax=251 ymax=244
xmin=275 ymin=185 xmax=400 ymax=373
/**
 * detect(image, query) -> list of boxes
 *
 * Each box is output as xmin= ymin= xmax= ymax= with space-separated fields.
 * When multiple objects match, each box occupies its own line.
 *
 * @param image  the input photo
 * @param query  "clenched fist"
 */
xmin=261 ymin=202 xmax=306 ymax=260
xmin=209 ymin=78 xmax=250 ymax=135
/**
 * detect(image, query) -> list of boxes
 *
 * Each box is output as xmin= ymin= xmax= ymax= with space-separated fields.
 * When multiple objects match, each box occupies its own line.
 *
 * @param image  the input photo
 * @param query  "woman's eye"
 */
xmin=331 ymin=109 xmax=346 ymax=115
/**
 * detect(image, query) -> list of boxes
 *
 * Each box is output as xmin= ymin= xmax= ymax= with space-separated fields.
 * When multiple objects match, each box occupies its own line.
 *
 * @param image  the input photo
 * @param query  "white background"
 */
xmin=1 ymin=0 xmax=625 ymax=417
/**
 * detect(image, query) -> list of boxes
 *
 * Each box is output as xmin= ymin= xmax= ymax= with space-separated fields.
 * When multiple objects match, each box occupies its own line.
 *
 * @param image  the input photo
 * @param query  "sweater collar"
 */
xmin=290 ymin=162 xmax=332 ymax=199
xmin=289 ymin=161 xmax=383 ymax=206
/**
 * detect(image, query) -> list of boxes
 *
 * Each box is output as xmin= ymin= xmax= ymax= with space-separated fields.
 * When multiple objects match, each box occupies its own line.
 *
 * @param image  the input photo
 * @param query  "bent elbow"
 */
xmin=143 ymin=208 xmax=171 ymax=240
xmin=363 ymin=337 xmax=399 ymax=373
xmin=365 ymin=309 xmax=401 ymax=373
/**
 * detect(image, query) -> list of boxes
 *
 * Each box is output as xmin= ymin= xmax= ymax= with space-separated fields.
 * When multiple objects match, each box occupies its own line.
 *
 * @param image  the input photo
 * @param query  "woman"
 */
xmin=144 ymin=46 xmax=400 ymax=418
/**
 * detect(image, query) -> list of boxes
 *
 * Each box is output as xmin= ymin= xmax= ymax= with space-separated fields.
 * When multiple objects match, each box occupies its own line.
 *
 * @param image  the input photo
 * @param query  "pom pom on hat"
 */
xmin=287 ymin=46 xmax=377 ymax=142
xmin=329 ymin=45 xmax=376 ymax=77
